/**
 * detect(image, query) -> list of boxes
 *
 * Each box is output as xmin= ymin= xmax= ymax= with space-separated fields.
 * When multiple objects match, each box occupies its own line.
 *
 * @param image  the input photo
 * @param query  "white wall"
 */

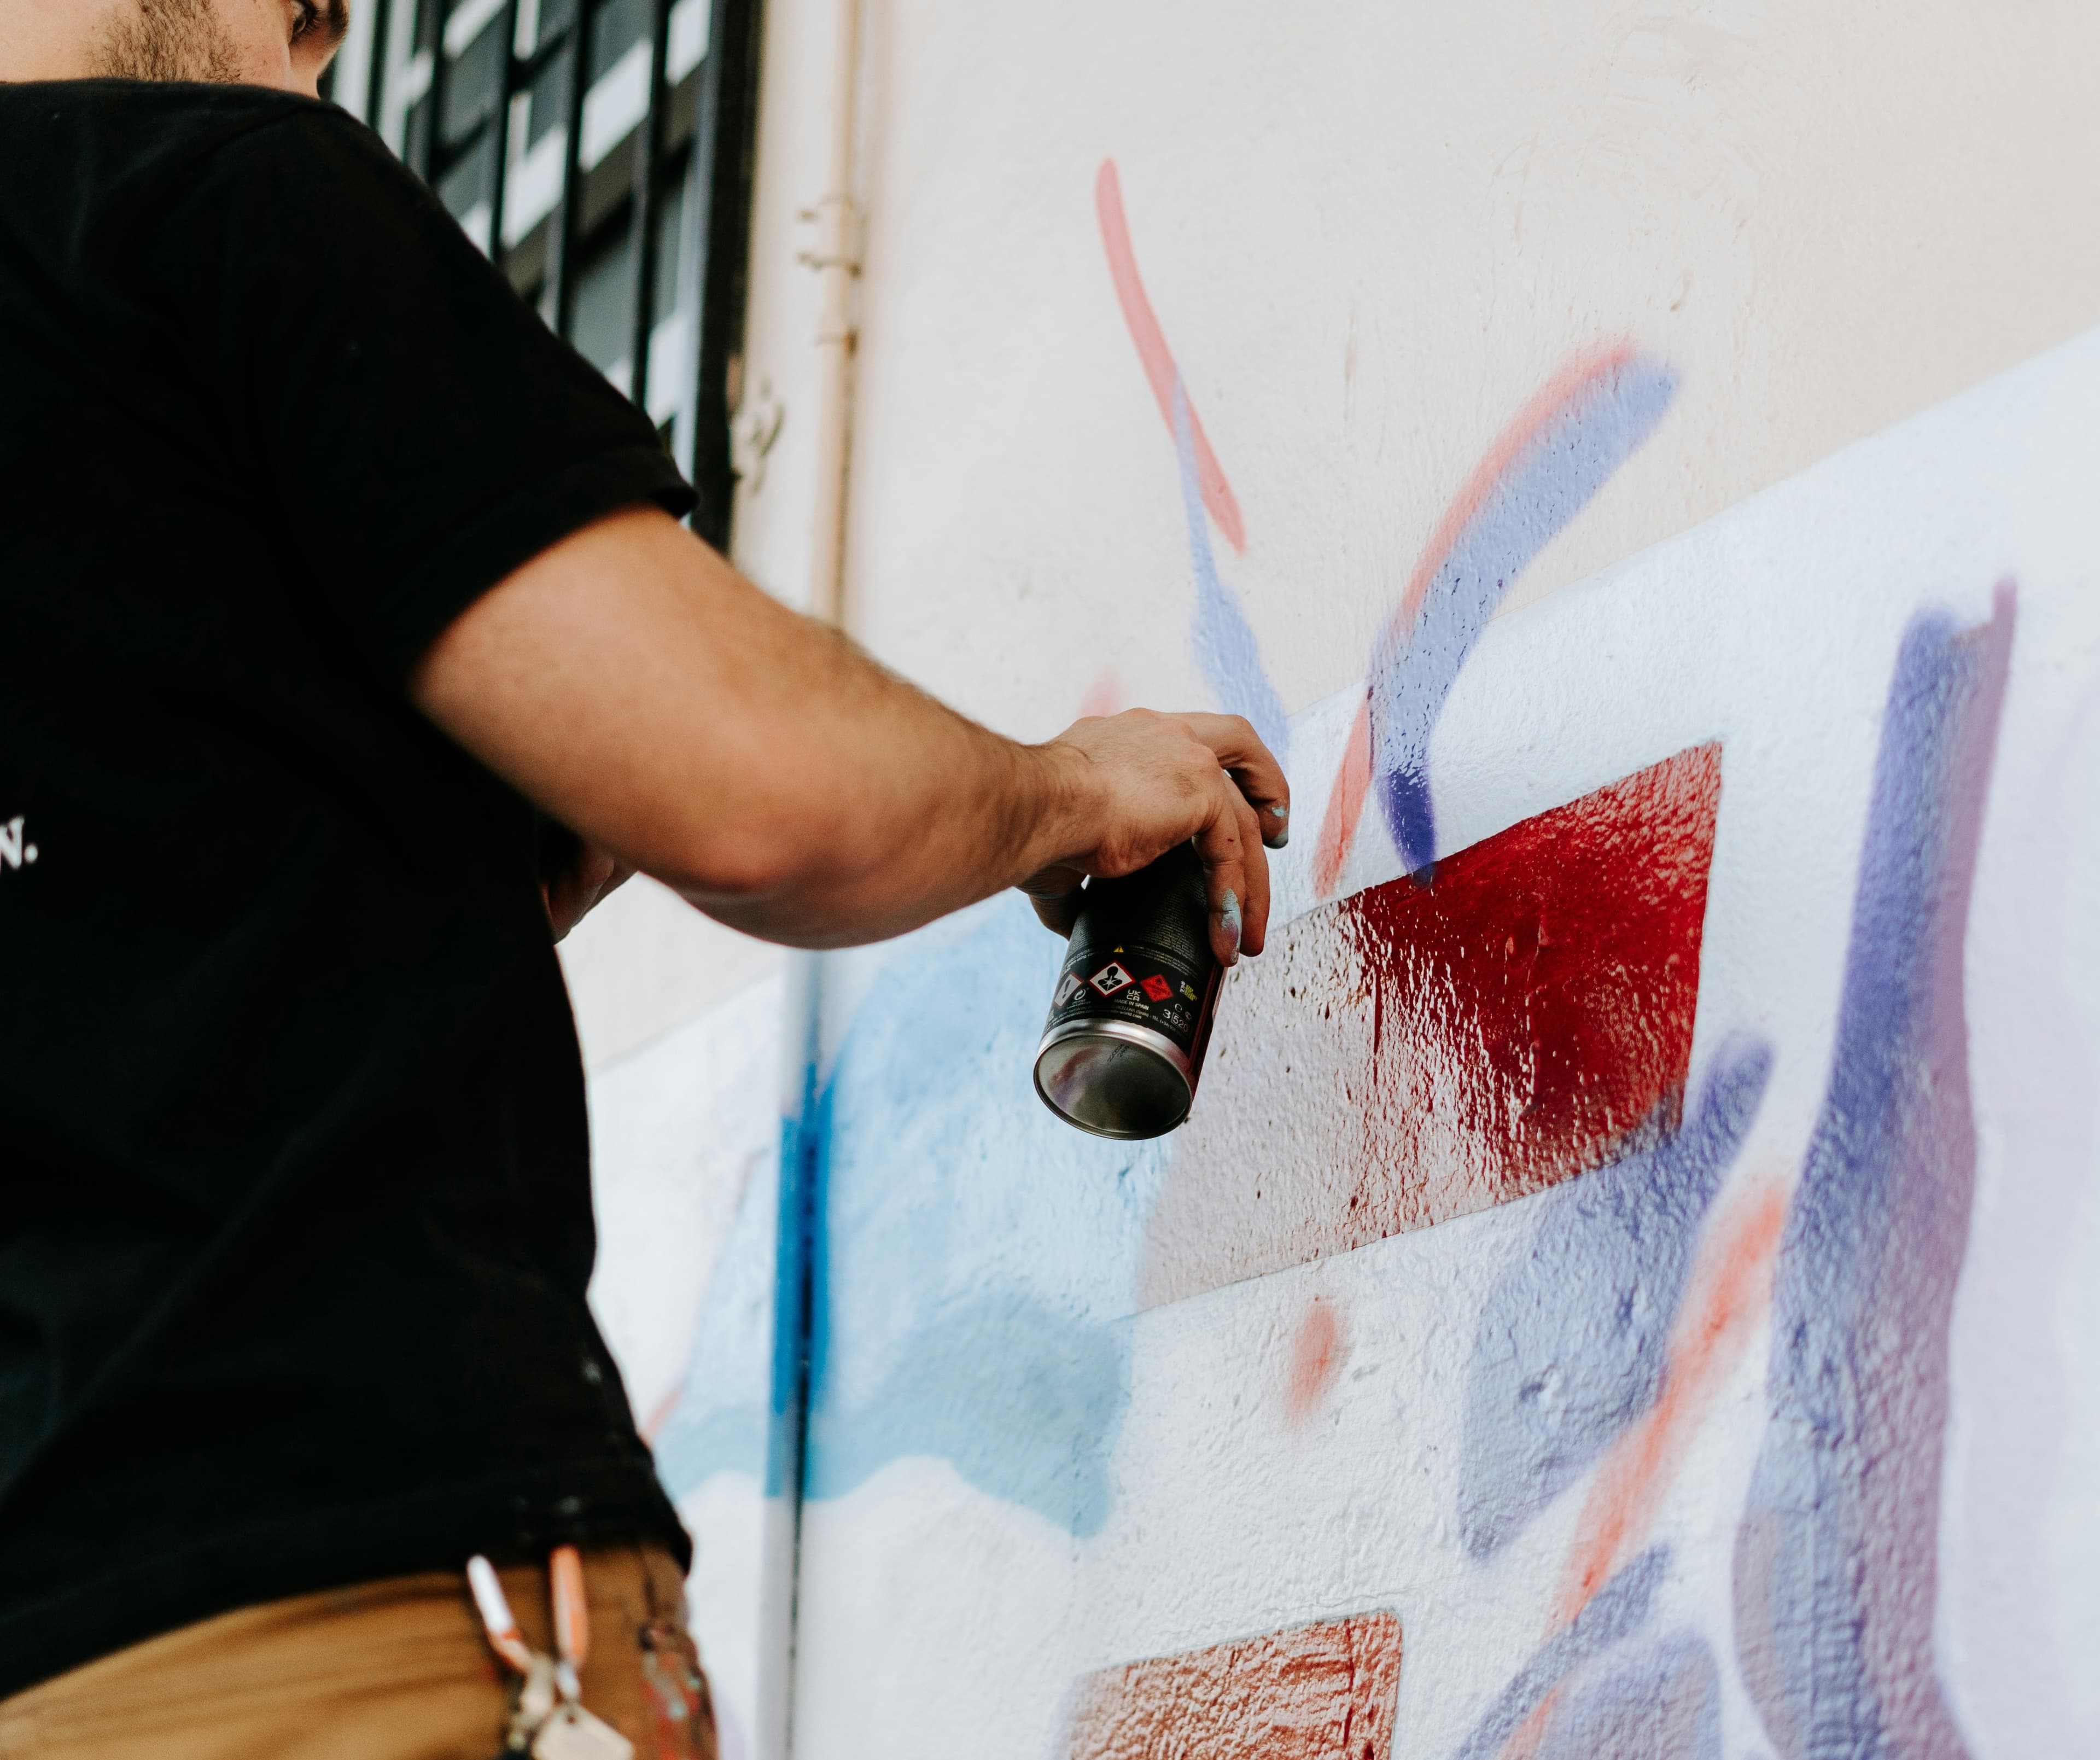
xmin=573 ymin=4 xmax=2100 ymax=1756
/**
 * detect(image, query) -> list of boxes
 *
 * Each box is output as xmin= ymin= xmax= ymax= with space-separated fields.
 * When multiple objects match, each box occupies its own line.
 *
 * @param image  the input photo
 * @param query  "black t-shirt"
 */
xmin=0 ymin=81 xmax=698 ymax=1695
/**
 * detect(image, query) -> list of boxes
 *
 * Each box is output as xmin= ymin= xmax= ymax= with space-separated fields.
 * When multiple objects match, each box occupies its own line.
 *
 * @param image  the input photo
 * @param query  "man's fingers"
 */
xmin=1172 ymin=712 xmax=1291 ymax=847
xmin=1028 ymin=888 xmax=1086 ymax=937
xmin=1191 ymin=776 xmax=1257 ymax=966
xmin=1019 ymin=863 xmax=1088 ymax=937
xmin=1231 ymin=787 xmax=1271 ymax=957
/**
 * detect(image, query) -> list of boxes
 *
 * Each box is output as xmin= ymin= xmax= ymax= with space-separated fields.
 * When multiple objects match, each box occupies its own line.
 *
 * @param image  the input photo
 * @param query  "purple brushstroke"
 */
xmin=1170 ymin=377 xmax=1291 ymax=766
xmin=1533 ymin=1629 xmax=1723 ymax=1760
xmin=1450 ymin=1546 xmax=1670 ymax=1760
xmin=1732 ymin=584 xmax=2015 ymax=1760
xmin=1369 ymin=357 xmax=1677 ymax=875
xmin=1458 ymin=1037 xmax=1771 ymax=1558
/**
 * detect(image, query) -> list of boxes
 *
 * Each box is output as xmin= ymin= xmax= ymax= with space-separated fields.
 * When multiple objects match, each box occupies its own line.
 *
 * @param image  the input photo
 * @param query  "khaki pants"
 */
xmin=0 ymin=1546 xmax=718 ymax=1760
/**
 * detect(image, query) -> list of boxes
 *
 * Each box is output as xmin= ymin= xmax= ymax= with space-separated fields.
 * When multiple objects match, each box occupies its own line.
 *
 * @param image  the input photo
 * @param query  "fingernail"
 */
xmin=1265 ymin=805 xmax=1290 ymax=850
xmin=1219 ymin=889 xmax=1242 ymax=961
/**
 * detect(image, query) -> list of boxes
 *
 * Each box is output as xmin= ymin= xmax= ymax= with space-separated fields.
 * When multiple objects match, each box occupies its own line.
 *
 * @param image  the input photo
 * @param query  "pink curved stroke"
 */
xmin=1095 ymin=160 xmax=1247 ymax=555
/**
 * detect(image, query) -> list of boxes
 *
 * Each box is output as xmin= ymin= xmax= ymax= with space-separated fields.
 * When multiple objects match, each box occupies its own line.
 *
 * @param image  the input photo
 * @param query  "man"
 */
xmin=0 ymin=0 xmax=1288 ymax=1750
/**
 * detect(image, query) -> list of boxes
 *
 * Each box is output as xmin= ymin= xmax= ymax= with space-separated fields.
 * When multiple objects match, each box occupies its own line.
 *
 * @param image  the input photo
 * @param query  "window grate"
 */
xmin=334 ymin=0 xmax=763 ymax=548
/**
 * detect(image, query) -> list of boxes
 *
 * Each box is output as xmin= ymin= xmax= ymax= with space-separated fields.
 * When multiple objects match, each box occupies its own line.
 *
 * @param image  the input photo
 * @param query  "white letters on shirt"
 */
xmin=0 ymin=817 xmax=37 ymax=871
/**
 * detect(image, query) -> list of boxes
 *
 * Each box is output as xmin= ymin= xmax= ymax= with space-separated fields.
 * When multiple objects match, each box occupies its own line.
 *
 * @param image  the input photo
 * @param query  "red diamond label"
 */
xmin=1140 ymin=974 xmax=1174 ymax=1002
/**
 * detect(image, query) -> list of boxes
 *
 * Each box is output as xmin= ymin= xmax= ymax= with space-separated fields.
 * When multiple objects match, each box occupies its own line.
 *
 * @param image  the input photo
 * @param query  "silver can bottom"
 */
xmin=1032 ymin=1018 xmax=1196 ymax=1140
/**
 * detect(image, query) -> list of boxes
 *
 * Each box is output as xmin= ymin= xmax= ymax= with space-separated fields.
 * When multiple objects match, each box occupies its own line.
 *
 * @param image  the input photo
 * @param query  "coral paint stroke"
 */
xmin=1096 ymin=159 xmax=1285 ymax=760
xmin=1095 ymin=160 xmax=1244 ymax=551
xmin=1065 ymin=1612 xmax=1402 ymax=1760
xmin=1315 ymin=349 xmax=1678 ymax=893
xmin=1555 ymin=1175 xmax=1789 ymax=1621
xmin=1732 ymin=585 xmax=2015 ymax=1760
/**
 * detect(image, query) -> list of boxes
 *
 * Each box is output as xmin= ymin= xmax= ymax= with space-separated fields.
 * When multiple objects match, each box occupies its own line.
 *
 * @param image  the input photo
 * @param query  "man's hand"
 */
xmin=1019 ymin=711 xmax=1289 ymax=965
xmin=411 ymin=505 xmax=1289 ymax=954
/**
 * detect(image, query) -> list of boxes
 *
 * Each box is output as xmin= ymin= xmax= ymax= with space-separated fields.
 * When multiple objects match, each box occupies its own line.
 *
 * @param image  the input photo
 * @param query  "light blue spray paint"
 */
xmin=696 ymin=898 xmax=1169 ymax=1536
xmin=1172 ymin=377 xmax=1291 ymax=767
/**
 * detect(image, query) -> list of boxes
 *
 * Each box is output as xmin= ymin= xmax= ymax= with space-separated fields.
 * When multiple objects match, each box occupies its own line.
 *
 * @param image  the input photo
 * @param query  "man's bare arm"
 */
xmin=410 ymin=506 xmax=1290 ymax=957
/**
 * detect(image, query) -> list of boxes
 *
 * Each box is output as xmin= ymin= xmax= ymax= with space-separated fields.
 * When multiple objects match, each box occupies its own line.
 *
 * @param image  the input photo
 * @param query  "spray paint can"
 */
xmin=1033 ymin=841 xmax=1222 ymax=1139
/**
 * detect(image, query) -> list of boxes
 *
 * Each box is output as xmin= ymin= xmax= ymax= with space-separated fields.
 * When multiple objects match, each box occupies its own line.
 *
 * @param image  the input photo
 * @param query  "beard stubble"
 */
xmin=89 ymin=0 xmax=246 ymax=81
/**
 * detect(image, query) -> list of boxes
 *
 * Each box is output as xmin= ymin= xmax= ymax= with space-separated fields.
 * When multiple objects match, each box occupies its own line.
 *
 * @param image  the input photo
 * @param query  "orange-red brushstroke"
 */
xmin=1065 ymin=1612 xmax=1402 ymax=1760
xmin=1488 ymin=1180 xmax=1787 ymax=1760
xmin=1285 ymin=1299 xmax=1347 ymax=1426
xmin=1312 ymin=705 xmax=1374 ymax=898
xmin=1555 ymin=1178 xmax=1790 ymax=1624
xmin=1094 ymin=159 xmax=1247 ymax=554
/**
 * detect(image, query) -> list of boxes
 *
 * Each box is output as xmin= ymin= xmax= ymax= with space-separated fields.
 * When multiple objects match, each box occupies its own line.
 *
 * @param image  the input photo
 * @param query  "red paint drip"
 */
xmin=1065 ymin=1612 xmax=1401 ymax=1760
xmin=1095 ymin=160 xmax=1247 ymax=554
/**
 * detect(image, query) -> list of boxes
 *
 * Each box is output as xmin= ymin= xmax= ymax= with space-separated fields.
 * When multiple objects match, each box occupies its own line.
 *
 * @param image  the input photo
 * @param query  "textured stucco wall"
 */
xmin=570 ymin=4 xmax=2100 ymax=1756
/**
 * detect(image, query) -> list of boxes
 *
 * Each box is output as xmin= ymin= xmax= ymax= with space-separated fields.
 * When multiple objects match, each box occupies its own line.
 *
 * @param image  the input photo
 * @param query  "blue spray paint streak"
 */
xmin=654 ymin=902 xmax=1157 ymax=1531
xmin=1450 ymin=1546 xmax=1672 ymax=1760
xmin=652 ymin=1112 xmax=788 ymax=1496
xmin=1370 ymin=357 xmax=1678 ymax=874
xmin=1171 ymin=377 xmax=1291 ymax=766
xmin=1456 ymin=1036 xmax=1771 ymax=1558
xmin=1532 ymin=1629 xmax=1723 ymax=1760
xmin=799 ymin=898 xmax=1165 ymax=1535
xmin=1732 ymin=588 xmax=2013 ymax=1760
xmin=652 ymin=996 xmax=819 ymax=1502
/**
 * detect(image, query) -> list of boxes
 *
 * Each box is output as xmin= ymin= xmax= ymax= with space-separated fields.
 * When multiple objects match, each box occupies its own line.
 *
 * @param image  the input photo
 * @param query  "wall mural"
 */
xmin=646 ymin=145 xmax=2099 ymax=1760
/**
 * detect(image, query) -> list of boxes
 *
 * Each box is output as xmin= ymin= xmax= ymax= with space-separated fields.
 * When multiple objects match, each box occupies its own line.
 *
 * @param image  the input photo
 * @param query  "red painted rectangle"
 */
xmin=1140 ymin=745 xmax=1721 ymax=1308
xmin=1064 ymin=1612 xmax=1402 ymax=1760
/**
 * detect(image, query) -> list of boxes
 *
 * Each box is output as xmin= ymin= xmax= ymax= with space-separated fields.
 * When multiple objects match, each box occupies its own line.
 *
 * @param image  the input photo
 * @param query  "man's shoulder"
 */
xmin=0 ymin=80 xmax=381 ymax=207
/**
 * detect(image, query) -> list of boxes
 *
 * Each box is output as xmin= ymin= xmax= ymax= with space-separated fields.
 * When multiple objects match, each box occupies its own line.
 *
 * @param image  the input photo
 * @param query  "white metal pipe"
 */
xmin=752 ymin=3 xmax=865 ymax=1758
xmin=797 ymin=0 xmax=863 ymax=629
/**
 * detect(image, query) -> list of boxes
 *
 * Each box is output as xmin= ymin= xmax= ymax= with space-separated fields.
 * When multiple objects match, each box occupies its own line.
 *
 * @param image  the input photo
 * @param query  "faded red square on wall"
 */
xmin=1140 ymin=744 xmax=1722 ymax=1308
xmin=1064 ymin=1612 xmax=1402 ymax=1760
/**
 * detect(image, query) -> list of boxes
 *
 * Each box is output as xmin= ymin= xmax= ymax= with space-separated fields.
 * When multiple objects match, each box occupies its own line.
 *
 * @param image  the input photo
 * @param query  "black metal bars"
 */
xmin=346 ymin=0 xmax=765 ymax=537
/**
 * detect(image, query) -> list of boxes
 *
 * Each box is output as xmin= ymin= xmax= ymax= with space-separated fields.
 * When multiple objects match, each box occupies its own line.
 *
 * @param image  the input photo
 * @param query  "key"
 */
xmin=503 ymin=1655 xmax=560 ymax=1753
xmin=532 ymin=1702 xmax=635 ymax=1760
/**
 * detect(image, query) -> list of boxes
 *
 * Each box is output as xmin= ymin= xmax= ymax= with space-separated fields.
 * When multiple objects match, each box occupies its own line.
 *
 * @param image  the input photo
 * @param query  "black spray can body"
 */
xmin=1032 ymin=842 xmax=1222 ymax=1139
